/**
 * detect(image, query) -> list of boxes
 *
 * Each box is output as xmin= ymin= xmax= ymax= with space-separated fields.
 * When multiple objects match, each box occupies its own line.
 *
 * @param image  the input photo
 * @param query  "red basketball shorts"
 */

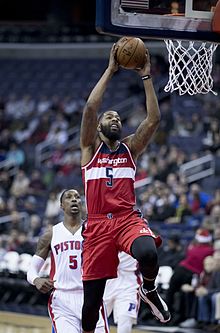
xmin=82 ymin=210 xmax=162 ymax=281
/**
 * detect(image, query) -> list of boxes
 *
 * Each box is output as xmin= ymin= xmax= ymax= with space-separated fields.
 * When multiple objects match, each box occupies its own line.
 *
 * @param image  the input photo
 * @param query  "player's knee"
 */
xmin=131 ymin=236 xmax=158 ymax=266
xmin=140 ymin=248 xmax=158 ymax=267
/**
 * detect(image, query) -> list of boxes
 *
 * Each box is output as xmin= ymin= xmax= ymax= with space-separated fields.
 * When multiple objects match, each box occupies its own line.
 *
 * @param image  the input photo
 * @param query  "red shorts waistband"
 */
xmin=87 ymin=210 xmax=136 ymax=220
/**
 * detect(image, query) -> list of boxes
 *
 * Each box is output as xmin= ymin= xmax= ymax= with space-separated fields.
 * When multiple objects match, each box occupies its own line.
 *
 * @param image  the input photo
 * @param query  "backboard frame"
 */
xmin=96 ymin=0 xmax=220 ymax=43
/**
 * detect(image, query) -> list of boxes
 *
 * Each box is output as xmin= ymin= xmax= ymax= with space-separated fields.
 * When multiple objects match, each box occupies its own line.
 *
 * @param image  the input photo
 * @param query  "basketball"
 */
xmin=116 ymin=36 xmax=146 ymax=69
xmin=211 ymin=0 xmax=220 ymax=33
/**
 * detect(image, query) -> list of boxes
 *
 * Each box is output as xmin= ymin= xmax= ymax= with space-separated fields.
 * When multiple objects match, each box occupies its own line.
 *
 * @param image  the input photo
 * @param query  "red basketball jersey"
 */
xmin=82 ymin=142 xmax=136 ymax=214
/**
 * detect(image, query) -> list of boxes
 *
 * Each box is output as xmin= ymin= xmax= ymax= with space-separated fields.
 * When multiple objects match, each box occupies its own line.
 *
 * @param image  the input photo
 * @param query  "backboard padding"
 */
xmin=96 ymin=0 xmax=220 ymax=43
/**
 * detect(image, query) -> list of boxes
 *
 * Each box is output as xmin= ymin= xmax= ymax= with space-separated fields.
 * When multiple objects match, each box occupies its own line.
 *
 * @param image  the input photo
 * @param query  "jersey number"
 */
xmin=106 ymin=167 xmax=113 ymax=187
xmin=69 ymin=255 xmax=78 ymax=269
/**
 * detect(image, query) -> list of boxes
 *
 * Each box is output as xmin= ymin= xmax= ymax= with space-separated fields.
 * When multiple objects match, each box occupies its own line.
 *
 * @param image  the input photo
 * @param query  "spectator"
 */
xmin=158 ymin=233 xmax=185 ymax=269
xmin=10 ymin=170 xmax=30 ymax=198
xmin=5 ymin=143 xmax=25 ymax=167
xmin=28 ymin=214 xmax=42 ymax=239
xmin=188 ymin=183 xmax=212 ymax=214
xmin=0 ymin=170 xmax=12 ymax=198
xmin=15 ymin=232 xmax=35 ymax=255
xmin=196 ymin=251 xmax=220 ymax=330
xmin=166 ymin=193 xmax=192 ymax=224
xmin=179 ymin=255 xmax=215 ymax=328
xmin=166 ymin=228 xmax=214 ymax=324
xmin=44 ymin=191 xmax=61 ymax=219
xmin=28 ymin=169 xmax=46 ymax=196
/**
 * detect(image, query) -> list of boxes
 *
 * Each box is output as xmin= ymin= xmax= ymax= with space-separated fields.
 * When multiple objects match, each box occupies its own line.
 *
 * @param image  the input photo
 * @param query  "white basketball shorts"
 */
xmin=48 ymin=289 xmax=109 ymax=333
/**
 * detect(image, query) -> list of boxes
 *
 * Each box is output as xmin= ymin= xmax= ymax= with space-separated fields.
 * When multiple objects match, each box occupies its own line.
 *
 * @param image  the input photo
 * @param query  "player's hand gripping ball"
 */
xmin=116 ymin=36 xmax=146 ymax=69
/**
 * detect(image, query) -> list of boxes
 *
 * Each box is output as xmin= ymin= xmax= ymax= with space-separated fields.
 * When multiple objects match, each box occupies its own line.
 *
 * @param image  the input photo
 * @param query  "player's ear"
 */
xmin=97 ymin=123 xmax=101 ymax=132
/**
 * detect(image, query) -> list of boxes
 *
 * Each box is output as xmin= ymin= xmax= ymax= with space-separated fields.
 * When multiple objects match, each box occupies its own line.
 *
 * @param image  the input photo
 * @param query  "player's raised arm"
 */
xmin=124 ymin=49 xmax=161 ymax=160
xmin=27 ymin=229 xmax=54 ymax=294
xmin=80 ymin=44 xmax=119 ymax=163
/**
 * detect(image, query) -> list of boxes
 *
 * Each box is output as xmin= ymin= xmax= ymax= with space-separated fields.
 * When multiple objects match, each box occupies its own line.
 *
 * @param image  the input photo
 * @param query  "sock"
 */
xmin=143 ymin=279 xmax=155 ymax=291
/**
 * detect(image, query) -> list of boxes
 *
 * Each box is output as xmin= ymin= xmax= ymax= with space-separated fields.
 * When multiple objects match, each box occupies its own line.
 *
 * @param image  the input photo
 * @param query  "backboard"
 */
xmin=96 ymin=0 xmax=220 ymax=43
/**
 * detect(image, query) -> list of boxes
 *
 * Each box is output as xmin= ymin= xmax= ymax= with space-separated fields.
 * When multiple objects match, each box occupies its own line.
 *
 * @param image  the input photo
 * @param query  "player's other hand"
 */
xmin=34 ymin=277 xmax=55 ymax=293
xmin=136 ymin=48 xmax=151 ymax=76
xmin=108 ymin=43 xmax=119 ymax=73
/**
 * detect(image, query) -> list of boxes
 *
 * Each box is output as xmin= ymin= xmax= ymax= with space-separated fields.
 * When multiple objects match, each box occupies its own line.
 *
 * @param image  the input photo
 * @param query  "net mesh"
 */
xmin=164 ymin=40 xmax=218 ymax=96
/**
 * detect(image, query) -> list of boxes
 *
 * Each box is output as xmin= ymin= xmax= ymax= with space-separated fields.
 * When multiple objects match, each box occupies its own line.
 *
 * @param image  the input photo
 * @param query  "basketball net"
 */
xmin=164 ymin=39 xmax=218 ymax=95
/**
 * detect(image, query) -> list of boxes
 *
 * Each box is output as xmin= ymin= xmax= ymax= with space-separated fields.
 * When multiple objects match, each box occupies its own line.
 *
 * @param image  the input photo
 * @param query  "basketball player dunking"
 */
xmin=27 ymin=189 xmax=109 ymax=333
xmin=80 ymin=43 xmax=171 ymax=333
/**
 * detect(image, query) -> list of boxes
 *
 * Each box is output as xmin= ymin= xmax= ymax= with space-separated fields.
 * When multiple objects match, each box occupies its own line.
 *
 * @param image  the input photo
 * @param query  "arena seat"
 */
xmin=19 ymin=253 xmax=33 ymax=273
xmin=3 ymin=251 xmax=20 ymax=274
xmin=155 ymin=265 xmax=173 ymax=290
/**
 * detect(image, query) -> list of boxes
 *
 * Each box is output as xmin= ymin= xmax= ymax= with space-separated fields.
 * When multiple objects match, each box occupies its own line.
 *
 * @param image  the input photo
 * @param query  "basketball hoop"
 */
xmin=164 ymin=39 xmax=218 ymax=96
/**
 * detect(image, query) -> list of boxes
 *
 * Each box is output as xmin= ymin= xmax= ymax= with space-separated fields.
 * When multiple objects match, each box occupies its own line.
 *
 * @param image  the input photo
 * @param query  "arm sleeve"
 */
xmin=27 ymin=255 xmax=45 ymax=285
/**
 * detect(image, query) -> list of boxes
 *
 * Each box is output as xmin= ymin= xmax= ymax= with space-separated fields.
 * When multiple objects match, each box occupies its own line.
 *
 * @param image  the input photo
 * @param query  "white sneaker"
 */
xmin=179 ymin=318 xmax=197 ymax=328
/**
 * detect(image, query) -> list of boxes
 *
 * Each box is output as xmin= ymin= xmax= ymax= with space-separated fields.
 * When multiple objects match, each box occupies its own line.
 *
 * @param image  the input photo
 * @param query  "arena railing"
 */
xmin=179 ymin=154 xmax=215 ymax=183
xmin=0 ymin=212 xmax=29 ymax=232
xmin=0 ymin=160 xmax=19 ymax=177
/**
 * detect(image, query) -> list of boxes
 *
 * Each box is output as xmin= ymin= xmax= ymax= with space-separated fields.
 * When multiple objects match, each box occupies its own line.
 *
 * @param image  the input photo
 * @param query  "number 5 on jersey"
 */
xmin=106 ymin=167 xmax=113 ymax=187
xmin=69 ymin=255 xmax=78 ymax=269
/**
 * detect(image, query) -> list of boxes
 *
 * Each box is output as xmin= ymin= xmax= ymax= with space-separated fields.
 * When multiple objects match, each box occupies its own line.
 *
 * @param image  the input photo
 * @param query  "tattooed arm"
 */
xmin=80 ymin=43 xmax=119 ymax=166
xmin=27 ymin=229 xmax=54 ymax=293
xmin=124 ymin=49 xmax=160 ymax=159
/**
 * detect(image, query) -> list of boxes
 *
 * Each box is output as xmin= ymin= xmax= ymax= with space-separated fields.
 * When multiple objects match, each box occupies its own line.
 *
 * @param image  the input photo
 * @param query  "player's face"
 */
xmin=61 ymin=190 xmax=82 ymax=216
xmin=99 ymin=111 xmax=122 ymax=141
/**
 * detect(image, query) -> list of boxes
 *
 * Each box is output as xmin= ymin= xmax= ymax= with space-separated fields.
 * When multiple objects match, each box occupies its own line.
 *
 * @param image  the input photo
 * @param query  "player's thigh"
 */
xmin=113 ymin=298 xmax=138 ymax=323
xmin=103 ymin=298 xmax=114 ymax=317
xmin=55 ymin=315 xmax=81 ymax=333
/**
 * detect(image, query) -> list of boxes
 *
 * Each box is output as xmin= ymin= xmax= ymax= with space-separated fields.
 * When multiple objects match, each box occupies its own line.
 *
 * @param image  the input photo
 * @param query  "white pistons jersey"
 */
xmin=48 ymin=222 xmax=109 ymax=333
xmin=50 ymin=222 xmax=83 ymax=291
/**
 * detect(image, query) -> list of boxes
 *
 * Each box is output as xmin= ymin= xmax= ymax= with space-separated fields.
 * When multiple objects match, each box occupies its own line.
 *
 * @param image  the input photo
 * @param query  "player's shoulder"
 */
xmin=37 ymin=227 xmax=53 ymax=251
xmin=52 ymin=221 xmax=63 ymax=231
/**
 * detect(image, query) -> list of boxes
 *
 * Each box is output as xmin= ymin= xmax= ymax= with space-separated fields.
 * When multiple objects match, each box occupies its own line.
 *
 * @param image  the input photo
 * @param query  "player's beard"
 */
xmin=100 ymin=123 xmax=121 ymax=141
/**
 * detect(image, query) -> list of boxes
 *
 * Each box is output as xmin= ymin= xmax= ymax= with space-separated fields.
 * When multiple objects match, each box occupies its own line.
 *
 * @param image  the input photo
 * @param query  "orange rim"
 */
xmin=163 ymin=13 xmax=185 ymax=16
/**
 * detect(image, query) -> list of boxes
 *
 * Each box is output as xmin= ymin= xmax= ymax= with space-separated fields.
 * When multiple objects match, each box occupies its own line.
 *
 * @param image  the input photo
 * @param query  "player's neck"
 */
xmin=63 ymin=217 xmax=82 ymax=234
xmin=104 ymin=138 xmax=120 ymax=152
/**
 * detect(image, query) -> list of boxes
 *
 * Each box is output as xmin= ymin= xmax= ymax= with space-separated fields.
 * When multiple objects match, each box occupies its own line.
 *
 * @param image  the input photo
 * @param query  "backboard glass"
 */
xmin=96 ymin=0 xmax=220 ymax=43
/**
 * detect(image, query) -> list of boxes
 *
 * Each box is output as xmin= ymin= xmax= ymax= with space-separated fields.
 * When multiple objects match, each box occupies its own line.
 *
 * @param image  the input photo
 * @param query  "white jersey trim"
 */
xmin=85 ymin=166 xmax=135 ymax=182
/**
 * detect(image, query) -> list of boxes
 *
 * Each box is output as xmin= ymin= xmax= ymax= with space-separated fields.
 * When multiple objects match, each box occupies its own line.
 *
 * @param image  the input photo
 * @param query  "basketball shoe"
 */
xmin=139 ymin=284 xmax=171 ymax=323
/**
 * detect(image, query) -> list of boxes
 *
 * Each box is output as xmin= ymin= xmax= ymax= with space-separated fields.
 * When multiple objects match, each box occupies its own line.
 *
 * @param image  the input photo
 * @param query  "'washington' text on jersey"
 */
xmin=97 ymin=157 xmax=127 ymax=166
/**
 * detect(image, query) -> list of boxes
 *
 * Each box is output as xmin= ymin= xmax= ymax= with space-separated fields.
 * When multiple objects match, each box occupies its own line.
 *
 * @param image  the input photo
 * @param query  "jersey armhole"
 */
xmin=81 ymin=142 xmax=103 ymax=169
